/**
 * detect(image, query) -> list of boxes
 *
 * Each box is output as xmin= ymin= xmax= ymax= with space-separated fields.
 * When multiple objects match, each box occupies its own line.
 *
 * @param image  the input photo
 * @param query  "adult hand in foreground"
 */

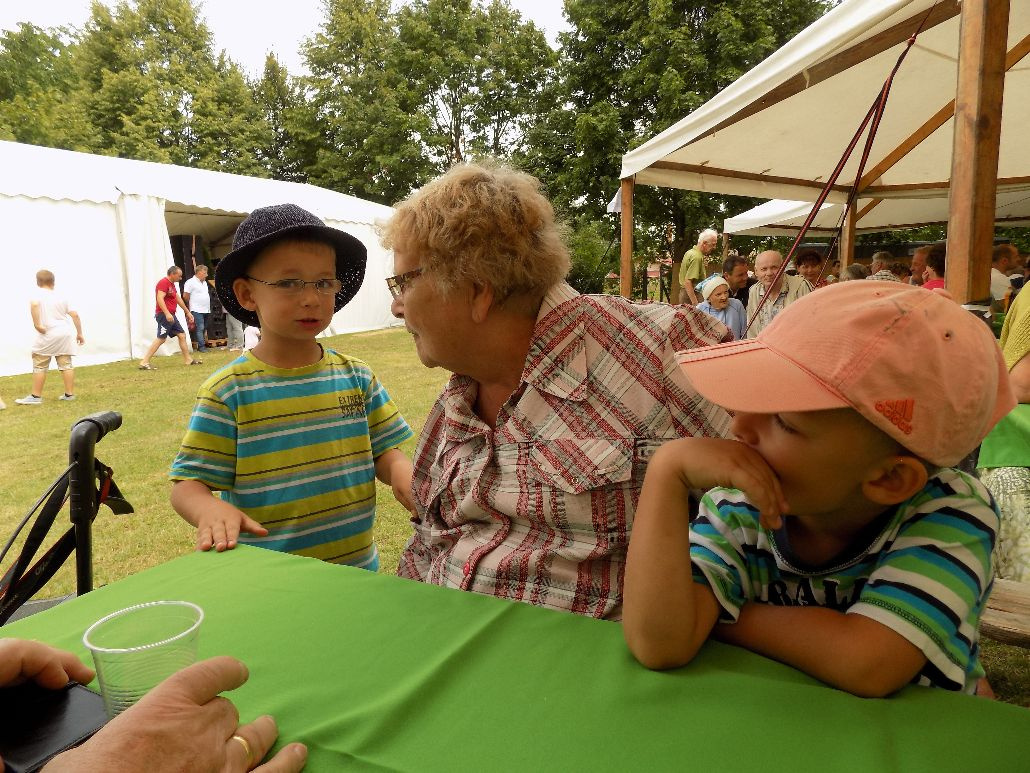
xmin=44 ymin=656 xmax=307 ymax=773
xmin=0 ymin=638 xmax=96 ymax=689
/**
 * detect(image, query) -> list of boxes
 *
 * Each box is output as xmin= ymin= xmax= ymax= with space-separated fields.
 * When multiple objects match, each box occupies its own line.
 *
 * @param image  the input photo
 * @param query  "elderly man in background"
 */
xmin=381 ymin=161 xmax=731 ymax=620
xmin=746 ymin=249 xmax=810 ymax=338
xmin=678 ymin=228 xmax=719 ymax=305
xmin=867 ymin=251 xmax=898 ymax=282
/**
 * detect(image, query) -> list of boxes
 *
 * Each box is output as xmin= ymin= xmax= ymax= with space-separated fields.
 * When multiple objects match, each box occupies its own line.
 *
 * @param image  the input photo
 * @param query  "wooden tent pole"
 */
xmin=620 ymin=177 xmax=634 ymax=298
xmin=840 ymin=200 xmax=857 ymax=268
xmin=946 ymin=0 xmax=1009 ymax=303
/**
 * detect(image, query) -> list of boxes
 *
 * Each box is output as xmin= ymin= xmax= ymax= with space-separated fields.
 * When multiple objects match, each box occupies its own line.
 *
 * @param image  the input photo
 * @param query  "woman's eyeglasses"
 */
xmin=244 ymin=276 xmax=343 ymax=295
xmin=386 ymin=268 xmax=424 ymax=299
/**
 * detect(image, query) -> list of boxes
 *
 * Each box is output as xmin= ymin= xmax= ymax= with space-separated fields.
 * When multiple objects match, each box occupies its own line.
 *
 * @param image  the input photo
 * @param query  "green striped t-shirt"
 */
xmin=170 ymin=348 xmax=412 ymax=568
xmin=690 ymin=468 xmax=998 ymax=693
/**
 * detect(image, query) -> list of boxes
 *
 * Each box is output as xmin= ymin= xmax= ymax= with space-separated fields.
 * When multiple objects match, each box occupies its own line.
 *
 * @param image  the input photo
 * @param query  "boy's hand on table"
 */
xmin=195 ymin=499 xmax=268 ymax=553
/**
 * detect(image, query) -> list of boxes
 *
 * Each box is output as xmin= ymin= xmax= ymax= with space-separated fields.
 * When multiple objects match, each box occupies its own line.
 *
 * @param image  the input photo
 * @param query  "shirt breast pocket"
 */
xmin=525 ymin=437 xmax=635 ymax=495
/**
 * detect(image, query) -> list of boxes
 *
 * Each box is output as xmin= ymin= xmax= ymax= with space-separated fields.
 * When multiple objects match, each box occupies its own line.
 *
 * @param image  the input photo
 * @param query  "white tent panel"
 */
xmin=0 ymin=141 xmax=399 ymax=377
xmin=1 ymin=196 xmax=126 ymax=374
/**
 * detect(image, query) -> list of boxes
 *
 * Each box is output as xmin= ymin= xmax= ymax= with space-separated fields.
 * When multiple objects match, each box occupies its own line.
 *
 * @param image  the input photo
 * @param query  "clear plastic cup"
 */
xmin=83 ymin=600 xmax=203 ymax=718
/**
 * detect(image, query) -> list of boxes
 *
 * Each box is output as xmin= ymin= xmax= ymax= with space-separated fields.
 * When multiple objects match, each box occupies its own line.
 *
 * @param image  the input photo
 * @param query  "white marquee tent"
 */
xmin=0 ymin=141 xmax=399 ymax=377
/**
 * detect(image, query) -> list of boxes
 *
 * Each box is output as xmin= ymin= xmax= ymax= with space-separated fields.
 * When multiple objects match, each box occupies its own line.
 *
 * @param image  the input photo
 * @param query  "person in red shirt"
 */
xmin=138 ymin=266 xmax=201 ymax=369
xmin=922 ymin=245 xmax=947 ymax=291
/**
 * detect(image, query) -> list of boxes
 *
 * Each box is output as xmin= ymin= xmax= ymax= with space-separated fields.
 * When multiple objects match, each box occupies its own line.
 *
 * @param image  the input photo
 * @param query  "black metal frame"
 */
xmin=0 ymin=412 xmax=133 ymax=625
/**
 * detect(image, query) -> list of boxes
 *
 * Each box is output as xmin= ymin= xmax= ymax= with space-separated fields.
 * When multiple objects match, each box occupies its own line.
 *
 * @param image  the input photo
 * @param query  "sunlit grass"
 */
xmin=0 ymin=327 xmax=445 ymax=597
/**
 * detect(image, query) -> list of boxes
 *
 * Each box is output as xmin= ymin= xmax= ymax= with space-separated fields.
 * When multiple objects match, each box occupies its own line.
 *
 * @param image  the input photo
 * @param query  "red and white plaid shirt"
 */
xmin=398 ymin=284 xmax=732 ymax=619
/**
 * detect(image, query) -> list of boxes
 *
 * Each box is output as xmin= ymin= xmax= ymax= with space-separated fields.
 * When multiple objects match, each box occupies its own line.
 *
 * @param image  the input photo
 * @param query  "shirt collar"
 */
xmin=521 ymin=283 xmax=588 ymax=401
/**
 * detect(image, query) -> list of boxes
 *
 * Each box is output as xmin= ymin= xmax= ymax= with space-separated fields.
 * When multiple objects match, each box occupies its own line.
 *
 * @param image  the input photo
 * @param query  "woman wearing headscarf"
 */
xmin=695 ymin=276 xmax=747 ymax=340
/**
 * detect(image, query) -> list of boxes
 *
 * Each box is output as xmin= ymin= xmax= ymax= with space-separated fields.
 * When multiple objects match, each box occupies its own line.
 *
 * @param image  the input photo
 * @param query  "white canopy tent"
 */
xmin=0 ymin=141 xmax=399 ymax=377
xmin=724 ymin=184 xmax=1030 ymax=237
xmin=618 ymin=0 xmax=1026 ymax=296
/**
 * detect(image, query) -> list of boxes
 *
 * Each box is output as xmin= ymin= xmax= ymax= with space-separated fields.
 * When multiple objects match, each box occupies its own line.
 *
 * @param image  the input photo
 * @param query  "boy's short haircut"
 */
xmin=676 ymin=282 xmax=1014 ymax=466
xmin=214 ymin=203 xmax=367 ymax=327
xmin=35 ymin=269 xmax=55 ymax=286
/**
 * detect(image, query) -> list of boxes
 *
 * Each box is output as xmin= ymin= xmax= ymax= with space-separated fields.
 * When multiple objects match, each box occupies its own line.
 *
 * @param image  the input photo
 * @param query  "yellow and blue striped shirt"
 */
xmin=171 ymin=348 xmax=412 ymax=568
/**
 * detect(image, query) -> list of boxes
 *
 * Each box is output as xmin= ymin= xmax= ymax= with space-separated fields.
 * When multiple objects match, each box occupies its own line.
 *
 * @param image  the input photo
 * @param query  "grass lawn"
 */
xmin=1 ymin=327 xmax=1027 ymax=707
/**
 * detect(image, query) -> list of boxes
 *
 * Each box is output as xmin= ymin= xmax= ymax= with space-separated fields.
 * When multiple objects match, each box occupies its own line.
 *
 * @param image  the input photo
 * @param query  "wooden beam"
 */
xmin=855 ymin=199 xmax=883 ymax=221
xmin=864 ymin=175 xmax=1030 ymax=195
xmin=620 ymin=177 xmax=634 ymax=298
xmin=840 ymin=200 xmax=857 ymax=268
xmin=946 ymin=0 xmax=1009 ymax=303
xmin=858 ymin=33 xmax=1030 ymax=190
xmin=650 ymin=161 xmax=850 ymax=195
xmin=689 ymin=1 xmax=961 ymax=146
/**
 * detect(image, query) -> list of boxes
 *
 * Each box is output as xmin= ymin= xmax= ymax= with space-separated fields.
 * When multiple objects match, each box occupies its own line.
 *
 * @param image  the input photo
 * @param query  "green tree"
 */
xmin=192 ymin=54 xmax=272 ymax=177
xmin=298 ymin=0 xmax=432 ymax=203
xmin=526 ymin=0 xmax=831 ymax=292
xmin=393 ymin=0 xmax=555 ymax=166
xmin=74 ymin=0 xmax=271 ymax=171
xmin=254 ymin=54 xmax=306 ymax=181
xmin=298 ymin=0 xmax=555 ymax=203
xmin=0 ymin=23 xmax=96 ymax=149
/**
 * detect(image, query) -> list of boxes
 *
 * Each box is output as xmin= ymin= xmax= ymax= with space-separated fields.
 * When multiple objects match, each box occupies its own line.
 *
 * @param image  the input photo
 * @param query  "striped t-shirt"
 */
xmin=170 ymin=348 xmax=413 ymax=568
xmin=690 ymin=468 xmax=998 ymax=693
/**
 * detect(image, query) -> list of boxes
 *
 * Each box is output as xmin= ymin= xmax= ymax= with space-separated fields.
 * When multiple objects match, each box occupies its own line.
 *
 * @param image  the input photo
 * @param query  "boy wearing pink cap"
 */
xmin=623 ymin=281 xmax=1014 ymax=696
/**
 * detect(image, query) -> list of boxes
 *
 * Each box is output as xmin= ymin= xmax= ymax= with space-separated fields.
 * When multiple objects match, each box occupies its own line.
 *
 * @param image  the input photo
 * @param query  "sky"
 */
xmin=0 ymin=1 xmax=571 ymax=77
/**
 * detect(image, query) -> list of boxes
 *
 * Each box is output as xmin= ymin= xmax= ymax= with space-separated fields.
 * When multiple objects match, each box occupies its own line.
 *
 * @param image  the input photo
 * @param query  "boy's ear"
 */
xmin=233 ymin=277 xmax=257 ymax=313
xmin=862 ymin=456 xmax=928 ymax=506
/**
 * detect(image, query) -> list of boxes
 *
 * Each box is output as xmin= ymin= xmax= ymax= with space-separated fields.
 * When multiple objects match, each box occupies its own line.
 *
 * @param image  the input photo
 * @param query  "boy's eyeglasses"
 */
xmin=386 ymin=268 xmax=424 ymax=299
xmin=245 ymin=276 xmax=343 ymax=295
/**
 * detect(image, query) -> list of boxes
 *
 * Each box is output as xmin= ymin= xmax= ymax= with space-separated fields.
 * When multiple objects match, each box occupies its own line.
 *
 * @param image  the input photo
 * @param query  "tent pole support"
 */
xmin=840 ymin=201 xmax=857 ymax=269
xmin=620 ymin=177 xmax=634 ymax=298
xmin=946 ymin=0 xmax=1009 ymax=303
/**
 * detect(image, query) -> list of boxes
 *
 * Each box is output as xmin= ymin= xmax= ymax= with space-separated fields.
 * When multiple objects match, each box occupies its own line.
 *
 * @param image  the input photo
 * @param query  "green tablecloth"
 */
xmin=5 ymin=547 xmax=1029 ymax=771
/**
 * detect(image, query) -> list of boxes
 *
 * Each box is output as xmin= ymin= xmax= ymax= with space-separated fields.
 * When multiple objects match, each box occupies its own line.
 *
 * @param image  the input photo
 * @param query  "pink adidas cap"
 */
xmin=676 ymin=281 xmax=1015 ymax=466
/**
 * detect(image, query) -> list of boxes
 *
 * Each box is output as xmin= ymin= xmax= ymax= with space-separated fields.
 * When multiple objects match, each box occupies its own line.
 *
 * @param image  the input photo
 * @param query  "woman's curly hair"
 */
xmin=380 ymin=160 xmax=570 ymax=302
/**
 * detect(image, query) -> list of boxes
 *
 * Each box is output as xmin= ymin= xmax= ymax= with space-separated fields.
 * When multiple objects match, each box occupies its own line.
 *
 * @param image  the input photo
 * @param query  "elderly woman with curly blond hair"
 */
xmin=379 ymin=160 xmax=731 ymax=620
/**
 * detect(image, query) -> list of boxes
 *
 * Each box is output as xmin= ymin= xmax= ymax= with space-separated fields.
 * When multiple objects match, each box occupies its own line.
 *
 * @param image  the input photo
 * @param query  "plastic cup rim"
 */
xmin=82 ymin=600 xmax=204 ymax=654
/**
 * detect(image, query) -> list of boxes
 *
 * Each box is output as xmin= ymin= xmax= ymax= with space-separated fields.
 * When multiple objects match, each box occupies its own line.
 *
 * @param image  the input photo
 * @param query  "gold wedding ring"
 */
xmin=231 ymin=734 xmax=254 ymax=767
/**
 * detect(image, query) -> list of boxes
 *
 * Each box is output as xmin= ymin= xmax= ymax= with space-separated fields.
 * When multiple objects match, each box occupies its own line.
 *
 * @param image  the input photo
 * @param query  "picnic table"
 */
xmin=6 ymin=546 xmax=1029 ymax=771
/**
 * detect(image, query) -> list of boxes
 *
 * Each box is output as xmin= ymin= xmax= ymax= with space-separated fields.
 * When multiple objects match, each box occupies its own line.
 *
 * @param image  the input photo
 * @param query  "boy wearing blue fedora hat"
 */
xmin=169 ymin=204 xmax=414 ymax=568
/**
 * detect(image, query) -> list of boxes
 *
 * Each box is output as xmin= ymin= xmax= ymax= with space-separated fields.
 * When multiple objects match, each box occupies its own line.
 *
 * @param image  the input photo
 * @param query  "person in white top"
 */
xmin=991 ymin=244 xmax=1018 ymax=303
xmin=15 ymin=270 xmax=84 ymax=405
xmin=182 ymin=264 xmax=212 ymax=352
xmin=243 ymin=324 xmax=261 ymax=350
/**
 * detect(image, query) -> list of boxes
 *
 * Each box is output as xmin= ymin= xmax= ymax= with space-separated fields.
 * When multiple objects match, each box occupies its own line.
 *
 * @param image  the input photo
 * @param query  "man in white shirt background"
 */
xmin=990 ymin=244 xmax=1018 ymax=303
xmin=182 ymin=264 xmax=212 ymax=353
